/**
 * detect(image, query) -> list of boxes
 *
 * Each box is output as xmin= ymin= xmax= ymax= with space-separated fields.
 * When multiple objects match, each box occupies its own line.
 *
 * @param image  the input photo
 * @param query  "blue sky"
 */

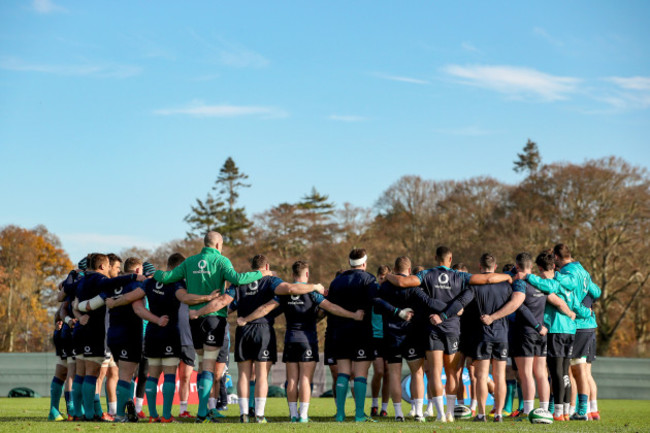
xmin=1 ymin=0 xmax=648 ymax=262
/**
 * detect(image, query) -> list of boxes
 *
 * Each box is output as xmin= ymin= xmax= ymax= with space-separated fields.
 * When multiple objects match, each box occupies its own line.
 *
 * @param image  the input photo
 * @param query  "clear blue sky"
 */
xmin=1 ymin=0 xmax=648 ymax=262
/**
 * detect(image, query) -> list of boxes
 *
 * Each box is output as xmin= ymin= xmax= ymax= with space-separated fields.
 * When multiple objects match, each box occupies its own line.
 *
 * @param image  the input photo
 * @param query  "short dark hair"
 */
xmin=436 ymin=246 xmax=452 ymax=262
xmin=553 ymin=243 xmax=572 ymax=260
xmin=251 ymin=254 xmax=269 ymax=270
xmin=107 ymin=253 xmax=122 ymax=266
xmin=377 ymin=265 xmax=391 ymax=277
xmin=536 ymin=251 xmax=555 ymax=271
xmin=292 ymin=261 xmax=309 ymax=278
xmin=452 ymin=263 xmax=468 ymax=272
xmin=515 ymin=252 xmax=533 ymax=271
xmin=167 ymin=253 xmax=185 ymax=270
xmin=124 ymin=257 xmax=142 ymax=273
xmin=394 ymin=256 xmax=411 ymax=274
xmin=502 ymin=263 xmax=515 ymax=273
xmin=349 ymin=248 xmax=367 ymax=261
xmin=335 ymin=268 xmax=345 ymax=277
xmin=90 ymin=253 xmax=109 ymax=270
xmin=412 ymin=265 xmax=425 ymax=274
xmin=480 ymin=253 xmax=496 ymax=269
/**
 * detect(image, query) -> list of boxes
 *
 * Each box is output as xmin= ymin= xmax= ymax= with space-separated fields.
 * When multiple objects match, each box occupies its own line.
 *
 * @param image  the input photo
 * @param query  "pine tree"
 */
xmin=183 ymin=194 xmax=225 ymax=239
xmin=513 ymin=139 xmax=542 ymax=174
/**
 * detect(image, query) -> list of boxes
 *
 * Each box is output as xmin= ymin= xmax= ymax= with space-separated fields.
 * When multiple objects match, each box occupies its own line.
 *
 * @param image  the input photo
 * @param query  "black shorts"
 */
xmin=283 ymin=340 xmax=319 ymax=363
xmin=235 ymin=323 xmax=277 ymax=363
xmin=190 ymin=315 xmax=227 ymax=350
xmin=587 ymin=331 xmax=597 ymax=363
xmin=511 ymin=332 xmax=547 ymax=358
xmin=372 ymin=337 xmax=385 ymax=359
xmin=81 ymin=326 xmax=108 ymax=358
xmin=547 ymin=333 xmax=575 ymax=358
xmin=60 ymin=324 xmax=75 ymax=360
xmin=53 ymin=329 xmax=66 ymax=359
xmin=144 ymin=329 xmax=181 ymax=359
xmin=474 ymin=341 xmax=508 ymax=361
xmin=217 ymin=326 xmax=230 ymax=364
xmin=324 ymin=331 xmax=336 ymax=366
xmin=108 ymin=331 xmax=143 ymax=363
xmin=384 ymin=332 xmax=425 ymax=364
xmin=459 ymin=332 xmax=476 ymax=357
xmin=180 ymin=345 xmax=196 ymax=367
xmin=426 ymin=328 xmax=460 ymax=355
xmin=72 ymin=324 xmax=84 ymax=358
xmin=573 ymin=330 xmax=594 ymax=359
xmin=331 ymin=326 xmax=375 ymax=362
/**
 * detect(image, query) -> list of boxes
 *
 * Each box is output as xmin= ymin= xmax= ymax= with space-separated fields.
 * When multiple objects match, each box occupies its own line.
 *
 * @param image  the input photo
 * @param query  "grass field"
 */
xmin=0 ymin=398 xmax=648 ymax=432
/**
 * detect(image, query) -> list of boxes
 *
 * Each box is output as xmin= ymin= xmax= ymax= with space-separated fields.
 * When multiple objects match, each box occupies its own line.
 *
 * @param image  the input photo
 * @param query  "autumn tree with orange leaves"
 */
xmin=0 ymin=225 xmax=72 ymax=352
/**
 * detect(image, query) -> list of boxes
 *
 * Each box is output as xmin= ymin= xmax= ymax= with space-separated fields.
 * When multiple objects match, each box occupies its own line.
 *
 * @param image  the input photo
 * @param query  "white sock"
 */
xmin=255 ymin=398 xmax=267 ymax=417
xmin=208 ymin=397 xmax=217 ymax=410
xmin=239 ymin=398 xmax=248 ymax=415
xmin=299 ymin=402 xmax=309 ymax=419
xmin=496 ymin=409 xmax=502 ymax=417
xmin=590 ymin=400 xmax=598 ymax=412
xmin=540 ymin=401 xmax=549 ymax=411
xmin=288 ymin=402 xmax=298 ymax=419
xmin=433 ymin=396 xmax=445 ymax=419
xmin=555 ymin=406 xmax=564 ymax=418
xmin=180 ymin=401 xmax=188 ymax=413
xmin=523 ymin=400 xmax=534 ymax=414
xmin=564 ymin=403 xmax=570 ymax=415
xmin=381 ymin=402 xmax=388 ymax=412
xmin=135 ymin=397 xmax=144 ymax=413
xmin=470 ymin=399 xmax=478 ymax=411
xmin=447 ymin=399 xmax=456 ymax=416
xmin=414 ymin=398 xmax=424 ymax=417
xmin=393 ymin=403 xmax=403 ymax=418
xmin=371 ymin=398 xmax=378 ymax=408
xmin=427 ymin=399 xmax=434 ymax=411
xmin=108 ymin=401 xmax=117 ymax=416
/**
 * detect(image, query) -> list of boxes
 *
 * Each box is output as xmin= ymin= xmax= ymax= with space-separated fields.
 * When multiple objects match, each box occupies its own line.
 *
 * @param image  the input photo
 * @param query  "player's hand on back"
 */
xmin=105 ymin=297 xmax=118 ymax=309
xmin=189 ymin=310 xmax=200 ymax=320
xmin=313 ymin=283 xmax=325 ymax=294
xmin=568 ymin=311 xmax=576 ymax=320
xmin=260 ymin=269 xmax=273 ymax=277
xmin=429 ymin=313 xmax=442 ymax=326
xmin=158 ymin=315 xmax=169 ymax=327
xmin=353 ymin=309 xmax=364 ymax=321
xmin=480 ymin=314 xmax=494 ymax=326
xmin=78 ymin=315 xmax=89 ymax=326
xmin=539 ymin=325 xmax=548 ymax=336
xmin=236 ymin=317 xmax=248 ymax=327
xmin=398 ymin=308 xmax=414 ymax=321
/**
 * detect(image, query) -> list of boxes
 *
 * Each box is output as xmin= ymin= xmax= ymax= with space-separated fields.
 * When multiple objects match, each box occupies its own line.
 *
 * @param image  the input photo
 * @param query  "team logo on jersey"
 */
xmin=156 ymin=282 xmax=164 ymax=289
xmin=305 ymin=350 xmax=313 ymax=358
xmin=115 ymin=287 xmax=123 ymax=295
xmin=121 ymin=349 xmax=127 ymax=357
xmin=438 ymin=273 xmax=450 ymax=285
xmin=194 ymin=260 xmax=210 ymax=275
xmin=166 ymin=346 xmax=172 ymax=353
xmin=247 ymin=281 xmax=259 ymax=294
xmin=84 ymin=346 xmax=91 ymax=353
xmin=208 ymin=334 xmax=215 ymax=341
xmin=291 ymin=295 xmax=301 ymax=301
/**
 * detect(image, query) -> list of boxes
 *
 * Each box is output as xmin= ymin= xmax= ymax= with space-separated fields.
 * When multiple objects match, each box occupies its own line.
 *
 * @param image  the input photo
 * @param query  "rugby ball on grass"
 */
xmin=528 ymin=408 xmax=553 ymax=424
xmin=454 ymin=405 xmax=472 ymax=420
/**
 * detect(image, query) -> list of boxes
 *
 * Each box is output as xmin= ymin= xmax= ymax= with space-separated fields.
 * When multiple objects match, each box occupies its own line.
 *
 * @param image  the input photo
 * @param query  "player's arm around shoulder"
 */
xmin=220 ymin=256 xmax=265 ymax=285
xmin=154 ymin=259 xmax=187 ymax=284
xmin=236 ymin=298 xmax=280 ymax=327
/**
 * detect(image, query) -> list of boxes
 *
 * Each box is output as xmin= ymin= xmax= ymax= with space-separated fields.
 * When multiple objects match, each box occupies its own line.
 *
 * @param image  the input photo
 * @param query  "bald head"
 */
xmin=204 ymin=231 xmax=223 ymax=249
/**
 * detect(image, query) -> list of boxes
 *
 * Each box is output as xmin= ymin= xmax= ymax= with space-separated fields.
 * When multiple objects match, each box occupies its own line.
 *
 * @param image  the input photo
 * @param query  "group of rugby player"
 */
xmin=47 ymin=230 xmax=600 ymax=424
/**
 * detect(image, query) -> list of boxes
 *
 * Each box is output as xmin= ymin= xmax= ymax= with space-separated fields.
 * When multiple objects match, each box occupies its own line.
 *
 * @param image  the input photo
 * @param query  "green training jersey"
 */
xmin=153 ymin=247 xmax=262 ymax=317
xmin=526 ymin=274 xmax=590 ymax=334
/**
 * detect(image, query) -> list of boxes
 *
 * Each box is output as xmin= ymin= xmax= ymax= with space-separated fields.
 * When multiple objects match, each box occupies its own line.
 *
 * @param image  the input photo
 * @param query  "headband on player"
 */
xmin=349 ymin=255 xmax=367 ymax=267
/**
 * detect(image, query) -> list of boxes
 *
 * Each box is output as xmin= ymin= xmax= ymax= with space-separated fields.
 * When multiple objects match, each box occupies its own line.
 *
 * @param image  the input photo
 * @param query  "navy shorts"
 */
xmin=144 ymin=329 xmax=181 ymax=359
xmin=427 ymin=328 xmax=460 ymax=355
xmin=474 ymin=341 xmax=509 ymax=361
xmin=331 ymin=326 xmax=375 ymax=362
xmin=324 ymin=330 xmax=336 ymax=366
xmin=190 ymin=315 xmax=227 ymax=350
xmin=81 ymin=325 xmax=108 ymax=358
xmin=573 ymin=330 xmax=594 ymax=359
xmin=283 ymin=340 xmax=319 ymax=363
xmin=547 ymin=333 xmax=575 ymax=358
xmin=235 ymin=323 xmax=277 ymax=363
xmin=108 ymin=329 xmax=143 ymax=363
xmin=511 ymin=332 xmax=547 ymax=358
xmin=384 ymin=331 xmax=425 ymax=364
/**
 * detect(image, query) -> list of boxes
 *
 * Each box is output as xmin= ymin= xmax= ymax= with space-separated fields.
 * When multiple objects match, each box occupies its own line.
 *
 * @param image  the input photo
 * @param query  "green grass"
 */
xmin=0 ymin=398 xmax=648 ymax=432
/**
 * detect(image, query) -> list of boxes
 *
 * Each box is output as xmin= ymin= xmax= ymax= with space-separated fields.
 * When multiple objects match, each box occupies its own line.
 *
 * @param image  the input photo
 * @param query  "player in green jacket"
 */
xmin=153 ymin=231 xmax=272 ymax=423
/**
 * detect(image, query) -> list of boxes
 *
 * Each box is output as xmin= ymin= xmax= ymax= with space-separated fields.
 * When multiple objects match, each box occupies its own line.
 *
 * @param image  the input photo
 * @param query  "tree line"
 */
xmin=1 ymin=143 xmax=648 ymax=356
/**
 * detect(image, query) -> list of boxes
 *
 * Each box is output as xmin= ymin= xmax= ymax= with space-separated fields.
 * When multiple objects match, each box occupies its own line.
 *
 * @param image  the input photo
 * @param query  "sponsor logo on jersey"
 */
xmin=305 ymin=349 xmax=313 ymax=358
xmin=246 ymin=281 xmax=259 ymax=295
xmin=115 ymin=287 xmax=123 ymax=295
xmin=84 ymin=346 xmax=91 ymax=353
xmin=208 ymin=334 xmax=215 ymax=342
xmin=166 ymin=346 xmax=172 ymax=353
xmin=408 ymin=348 xmax=416 ymax=355
xmin=358 ymin=349 xmax=366 ymax=359
xmin=121 ymin=349 xmax=127 ymax=357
